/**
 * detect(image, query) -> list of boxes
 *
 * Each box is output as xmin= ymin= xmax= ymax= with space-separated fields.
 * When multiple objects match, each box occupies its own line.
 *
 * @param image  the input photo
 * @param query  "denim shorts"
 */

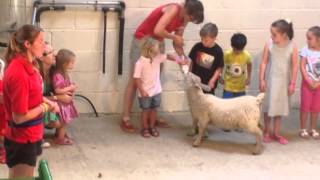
xmin=138 ymin=94 xmax=161 ymax=110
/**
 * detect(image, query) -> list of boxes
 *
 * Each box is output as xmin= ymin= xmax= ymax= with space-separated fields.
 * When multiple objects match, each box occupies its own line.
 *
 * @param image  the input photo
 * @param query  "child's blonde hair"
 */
xmin=140 ymin=37 xmax=159 ymax=59
xmin=54 ymin=49 xmax=75 ymax=78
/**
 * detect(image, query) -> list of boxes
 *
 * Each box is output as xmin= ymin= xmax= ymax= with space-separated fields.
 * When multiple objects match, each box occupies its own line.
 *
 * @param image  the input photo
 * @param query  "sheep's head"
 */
xmin=185 ymin=72 xmax=212 ymax=92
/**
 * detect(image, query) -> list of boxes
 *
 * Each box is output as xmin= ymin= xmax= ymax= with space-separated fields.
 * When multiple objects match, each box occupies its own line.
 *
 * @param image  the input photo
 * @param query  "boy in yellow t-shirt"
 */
xmin=222 ymin=33 xmax=252 ymax=98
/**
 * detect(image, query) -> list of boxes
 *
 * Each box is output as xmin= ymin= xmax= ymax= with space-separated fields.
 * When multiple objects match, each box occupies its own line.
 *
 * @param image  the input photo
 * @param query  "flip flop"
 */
xmin=274 ymin=135 xmax=288 ymax=145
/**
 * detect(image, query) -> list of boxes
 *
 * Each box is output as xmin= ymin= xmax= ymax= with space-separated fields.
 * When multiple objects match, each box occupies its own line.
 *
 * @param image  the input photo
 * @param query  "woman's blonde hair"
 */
xmin=140 ymin=37 xmax=159 ymax=59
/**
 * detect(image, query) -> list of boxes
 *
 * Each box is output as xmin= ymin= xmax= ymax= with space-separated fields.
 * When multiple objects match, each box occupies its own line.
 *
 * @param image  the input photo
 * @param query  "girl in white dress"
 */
xmin=259 ymin=19 xmax=299 ymax=145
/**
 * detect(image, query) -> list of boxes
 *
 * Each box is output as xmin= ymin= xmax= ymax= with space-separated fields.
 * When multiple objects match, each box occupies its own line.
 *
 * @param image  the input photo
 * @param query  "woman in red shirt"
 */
xmin=3 ymin=24 xmax=59 ymax=178
xmin=120 ymin=0 xmax=204 ymax=132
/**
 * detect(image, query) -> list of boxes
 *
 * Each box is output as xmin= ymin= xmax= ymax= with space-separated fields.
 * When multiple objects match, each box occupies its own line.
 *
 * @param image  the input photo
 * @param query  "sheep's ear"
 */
xmin=191 ymin=74 xmax=201 ymax=83
xmin=201 ymin=84 xmax=212 ymax=92
xmin=194 ymin=82 xmax=202 ymax=89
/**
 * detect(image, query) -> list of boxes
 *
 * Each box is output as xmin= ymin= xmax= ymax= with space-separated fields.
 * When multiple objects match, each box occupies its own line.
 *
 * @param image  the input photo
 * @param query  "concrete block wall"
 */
xmin=1 ymin=0 xmax=320 ymax=113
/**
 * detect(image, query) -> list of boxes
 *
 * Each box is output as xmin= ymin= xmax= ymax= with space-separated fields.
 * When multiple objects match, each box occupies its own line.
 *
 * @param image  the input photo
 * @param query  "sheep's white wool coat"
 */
xmin=187 ymin=86 xmax=263 ymax=130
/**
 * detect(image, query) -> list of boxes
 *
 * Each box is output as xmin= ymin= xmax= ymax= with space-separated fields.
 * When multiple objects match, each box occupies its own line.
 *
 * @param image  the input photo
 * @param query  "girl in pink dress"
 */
xmin=53 ymin=49 xmax=79 ymax=145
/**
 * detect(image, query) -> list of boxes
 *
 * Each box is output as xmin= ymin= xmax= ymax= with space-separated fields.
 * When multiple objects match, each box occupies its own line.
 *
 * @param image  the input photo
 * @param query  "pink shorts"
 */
xmin=301 ymin=81 xmax=320 ymax=112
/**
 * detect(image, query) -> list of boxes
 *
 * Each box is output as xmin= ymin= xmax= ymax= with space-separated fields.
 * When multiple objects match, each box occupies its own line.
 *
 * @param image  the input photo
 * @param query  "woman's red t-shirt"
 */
xmin=135 ymin=3 xmax=184 ymax=41
xmin=3 ymin=54 xmax=43 ymax=143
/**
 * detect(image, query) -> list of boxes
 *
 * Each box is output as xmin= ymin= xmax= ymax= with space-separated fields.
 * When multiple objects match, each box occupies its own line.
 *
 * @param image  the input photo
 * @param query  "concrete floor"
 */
xmin=1 ymin=109 xmax=320 ymax=180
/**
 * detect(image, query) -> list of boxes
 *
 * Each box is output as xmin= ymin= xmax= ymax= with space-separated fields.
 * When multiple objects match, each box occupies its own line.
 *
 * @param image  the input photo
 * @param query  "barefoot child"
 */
xmin=134 ymin=37 xmax=187 ymax=138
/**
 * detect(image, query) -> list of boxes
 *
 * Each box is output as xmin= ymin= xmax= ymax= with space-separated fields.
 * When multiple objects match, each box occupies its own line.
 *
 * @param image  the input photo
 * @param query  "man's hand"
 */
xmin=173 ymin=35 xmax=184 ymax=48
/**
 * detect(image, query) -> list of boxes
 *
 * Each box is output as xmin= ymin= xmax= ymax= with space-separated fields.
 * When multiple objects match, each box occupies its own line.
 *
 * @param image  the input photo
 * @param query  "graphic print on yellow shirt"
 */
xmin=196 ymin=52 xmax=215 ymax=69
xmin=223 ymin=50 xmax=252 ymax=92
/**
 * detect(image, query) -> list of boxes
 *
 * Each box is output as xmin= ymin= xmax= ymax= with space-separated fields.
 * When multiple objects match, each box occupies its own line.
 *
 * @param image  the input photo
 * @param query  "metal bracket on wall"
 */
xmin=32 ymin=0 xmax=126 ymax=75
xmin=32 ymin=0 xmax=126 ymax=116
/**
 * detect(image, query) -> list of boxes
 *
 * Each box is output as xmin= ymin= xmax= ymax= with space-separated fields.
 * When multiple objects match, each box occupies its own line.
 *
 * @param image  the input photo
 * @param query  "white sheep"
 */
xmin=185 ymin=72 xmax=265 ymax=155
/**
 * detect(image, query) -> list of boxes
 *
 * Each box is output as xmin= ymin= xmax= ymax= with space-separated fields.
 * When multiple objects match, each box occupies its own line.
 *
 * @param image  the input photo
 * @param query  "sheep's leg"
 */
xmin=193 ymin=120 xmax=208 ymax=147
xmin=187 ymin=118 xmax=199 ymax=137
xmin=248 ymin=126 xmax=264 ymax=155
xmin=193 ymin=118 xmax=199 ymax=133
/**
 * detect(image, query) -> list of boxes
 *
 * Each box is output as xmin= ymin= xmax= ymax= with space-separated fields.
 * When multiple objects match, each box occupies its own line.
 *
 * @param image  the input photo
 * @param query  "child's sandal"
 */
xmin=299 ymin=129 xmax=309 ymax=139
xmin=149 ymin=128 xmax=160 ymax=137
xmin=309 ymin=129 xmax=320 ymax=139
xmin=141 ymin=129 xmax=151 ymax=138
xmin=274 ymin=135 xmax=289 ymax=145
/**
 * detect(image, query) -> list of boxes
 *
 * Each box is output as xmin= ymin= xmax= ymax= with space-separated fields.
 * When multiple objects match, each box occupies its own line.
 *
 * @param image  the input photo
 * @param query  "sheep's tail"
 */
xmin=256 ymin=93 xmax=265 ymax=105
